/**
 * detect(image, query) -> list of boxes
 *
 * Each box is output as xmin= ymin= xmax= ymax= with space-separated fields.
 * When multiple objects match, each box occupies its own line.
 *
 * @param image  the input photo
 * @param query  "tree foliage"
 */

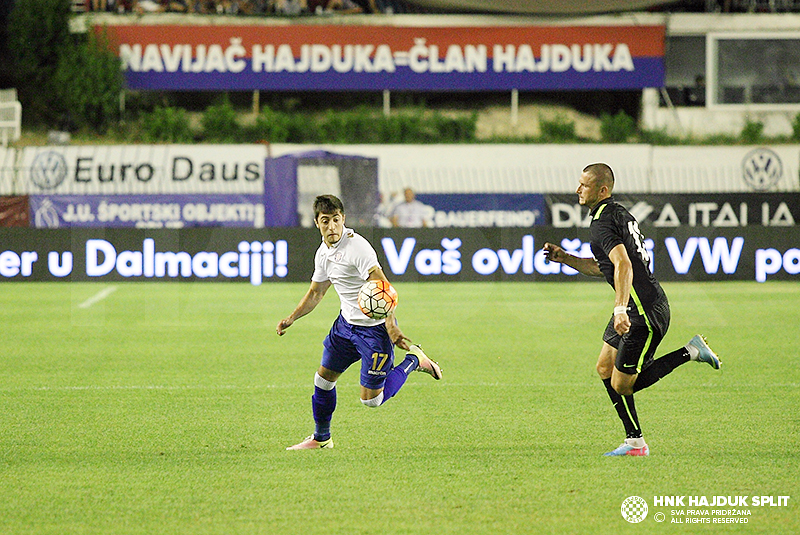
xmin=7 ymin=0 xmax=72 ymax=122
xmin=8 ymin=0 xmax=122 ymax=129
xmin=53 ymin=29 xmax=124 ymax=131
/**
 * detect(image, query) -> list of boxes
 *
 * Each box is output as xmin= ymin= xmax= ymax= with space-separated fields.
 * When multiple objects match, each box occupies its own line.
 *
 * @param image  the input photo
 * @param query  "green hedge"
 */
xmin=134 ymin=103 xmax=478 ymax=144
xmin=61 ymin=103 xmax=800 ymax=146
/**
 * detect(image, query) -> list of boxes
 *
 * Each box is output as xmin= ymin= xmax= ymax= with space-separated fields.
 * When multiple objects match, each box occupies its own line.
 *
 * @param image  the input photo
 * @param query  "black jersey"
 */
xmin=589 ymin=197 xmax=667 ymax=314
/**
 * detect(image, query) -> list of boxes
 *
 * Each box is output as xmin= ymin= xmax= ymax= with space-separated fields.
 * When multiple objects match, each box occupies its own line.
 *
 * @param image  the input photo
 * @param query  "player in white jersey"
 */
xmin=277 ymin=194 xmax=442 ymax=450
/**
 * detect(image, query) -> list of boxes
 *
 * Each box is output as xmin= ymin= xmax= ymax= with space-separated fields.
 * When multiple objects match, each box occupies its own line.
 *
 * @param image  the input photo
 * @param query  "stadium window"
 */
xmin=663 ymin=35 xmax=707 ymax=107
xmin=713 ymin=36 xmax=800 ymax=105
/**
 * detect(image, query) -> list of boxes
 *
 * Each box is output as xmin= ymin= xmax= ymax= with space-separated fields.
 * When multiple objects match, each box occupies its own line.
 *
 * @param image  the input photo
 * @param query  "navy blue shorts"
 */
xmin=321 ymin=314 xmax=395 ymax=389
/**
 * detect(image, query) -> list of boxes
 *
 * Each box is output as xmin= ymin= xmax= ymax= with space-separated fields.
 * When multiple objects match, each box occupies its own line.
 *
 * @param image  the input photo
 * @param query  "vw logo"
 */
xmin=30 ymin=151 xmax=68 ymax=190
xmin=742 ymin=148 xmax=782 ymax=191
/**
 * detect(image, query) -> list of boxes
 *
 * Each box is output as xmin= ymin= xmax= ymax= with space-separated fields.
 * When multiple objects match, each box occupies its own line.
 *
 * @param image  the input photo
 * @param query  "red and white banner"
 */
xmin=100 ymin=24 xmax=665 ymax=91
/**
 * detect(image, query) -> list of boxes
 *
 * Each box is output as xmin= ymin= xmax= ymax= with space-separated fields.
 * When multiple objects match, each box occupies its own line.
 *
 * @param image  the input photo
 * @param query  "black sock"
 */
xmin=603 ymin=378 xmax=642 ymax=439
xmin=633 ymin=348 xmax=691 ymax=393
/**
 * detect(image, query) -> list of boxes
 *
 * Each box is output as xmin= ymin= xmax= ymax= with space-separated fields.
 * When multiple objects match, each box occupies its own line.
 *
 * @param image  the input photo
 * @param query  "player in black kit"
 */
xmin=543 ymin=163 xmax=722 ymax=456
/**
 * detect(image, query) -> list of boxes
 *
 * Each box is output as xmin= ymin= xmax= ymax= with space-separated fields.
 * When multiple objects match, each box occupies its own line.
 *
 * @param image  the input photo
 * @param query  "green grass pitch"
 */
xmin=0 ymin=281 xmax=797 ymax=534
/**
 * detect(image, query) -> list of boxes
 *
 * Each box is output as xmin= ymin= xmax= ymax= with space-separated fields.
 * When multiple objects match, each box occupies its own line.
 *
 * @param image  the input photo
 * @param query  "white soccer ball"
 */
xmin=357 ymin=280 xmax=398 ymax=319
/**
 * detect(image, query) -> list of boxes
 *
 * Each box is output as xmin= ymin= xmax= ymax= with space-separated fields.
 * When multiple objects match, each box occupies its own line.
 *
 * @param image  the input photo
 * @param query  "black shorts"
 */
xmin=603 ymin=298 xmax=671 ymax=375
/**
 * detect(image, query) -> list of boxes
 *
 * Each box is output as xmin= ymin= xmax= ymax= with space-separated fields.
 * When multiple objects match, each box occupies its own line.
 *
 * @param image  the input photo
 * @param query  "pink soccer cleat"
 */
xmin=407 ymin=344 xmax=442 ymax=380
xmin=286 ymin=436 xmax=334 ymax=450
xmin=604 ymin=438 xmax=649 ymax=457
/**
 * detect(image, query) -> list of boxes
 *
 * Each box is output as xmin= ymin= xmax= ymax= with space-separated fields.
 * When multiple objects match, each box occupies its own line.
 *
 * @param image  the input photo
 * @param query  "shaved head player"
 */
xmin=543 ymin=163 xmax=722 ymax=456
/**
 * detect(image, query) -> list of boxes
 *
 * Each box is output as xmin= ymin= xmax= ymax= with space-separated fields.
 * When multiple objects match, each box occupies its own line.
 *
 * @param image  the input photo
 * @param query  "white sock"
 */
xmin=314 ymin=372 xmax=337 ymax=391
xmin=625 ymin=437 xmax=647 ymax=448
xmin=360 ymin=392 xmax=384 ymax=407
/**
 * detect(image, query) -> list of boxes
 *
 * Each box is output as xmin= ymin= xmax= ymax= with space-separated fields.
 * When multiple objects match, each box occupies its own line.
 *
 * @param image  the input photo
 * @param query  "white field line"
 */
xmin=31 ymin=384 xmax=293 ymax=392
xmin=24 ymin=382 xmax=560 ymax=392
xmin=20 ymin=383 xmax=544 ymax=393
xmin=77 ymin=286 xmax=118 ymax=309
xmin=15 ymin=382 xmax=798 ymax=393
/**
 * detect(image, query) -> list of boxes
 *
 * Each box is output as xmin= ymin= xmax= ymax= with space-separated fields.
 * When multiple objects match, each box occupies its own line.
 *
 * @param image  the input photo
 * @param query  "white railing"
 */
xmin=0 ymin=89 xmax=21 ymax=147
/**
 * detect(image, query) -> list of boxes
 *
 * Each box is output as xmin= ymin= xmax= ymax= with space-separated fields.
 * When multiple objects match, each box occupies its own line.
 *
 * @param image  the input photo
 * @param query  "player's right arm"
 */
xmin=542 ymin=242 xmax=603 ymax=278
xmin=276 ymin=280 xmax=332 ymax=336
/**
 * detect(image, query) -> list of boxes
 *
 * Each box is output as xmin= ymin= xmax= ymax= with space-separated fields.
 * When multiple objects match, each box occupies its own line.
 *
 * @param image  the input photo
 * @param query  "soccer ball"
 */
xmin=357 ymin=280 xmax=398 ymax=319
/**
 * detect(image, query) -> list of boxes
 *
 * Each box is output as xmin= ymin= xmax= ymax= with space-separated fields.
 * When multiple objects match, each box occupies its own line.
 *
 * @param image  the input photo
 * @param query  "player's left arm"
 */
xmin=276 ymin=280 xmax=331 ymax=336
xmin=367 ymin=266 xmax=412 ymax=350
xmin=609 ymin=243 xmax=633 ymax=335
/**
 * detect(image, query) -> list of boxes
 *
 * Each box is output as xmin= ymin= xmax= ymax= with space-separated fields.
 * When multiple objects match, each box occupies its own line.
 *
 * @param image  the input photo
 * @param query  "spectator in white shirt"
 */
xmin=390 ymin=188 xmax=434 ymax=228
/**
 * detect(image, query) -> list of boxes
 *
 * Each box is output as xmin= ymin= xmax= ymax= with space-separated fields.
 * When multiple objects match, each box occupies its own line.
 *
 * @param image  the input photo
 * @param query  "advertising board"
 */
xmin=16 ymin=145 xmax=266 ymax=195
xmin=1 ymin=227 xmax=796 ymax=284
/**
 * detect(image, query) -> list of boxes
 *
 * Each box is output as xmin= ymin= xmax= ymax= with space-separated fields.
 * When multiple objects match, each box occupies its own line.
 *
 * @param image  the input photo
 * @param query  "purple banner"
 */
xmin=414 ymin=193 xmax=547 ymax=227
xmin=265 ymin=151 xmax=378 ymax=227
xmin=29 ymin=195 xmax=265 ymax=228
xmin=123 ymin=58 xmax=664 ymax=91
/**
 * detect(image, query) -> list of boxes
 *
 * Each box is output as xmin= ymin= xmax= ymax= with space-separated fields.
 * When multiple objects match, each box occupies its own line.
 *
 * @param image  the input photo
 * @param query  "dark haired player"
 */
xmin=277 ymin=194 xmax=441 ymax=450
xmin=543 ymin=163 xmax=721 ymax=456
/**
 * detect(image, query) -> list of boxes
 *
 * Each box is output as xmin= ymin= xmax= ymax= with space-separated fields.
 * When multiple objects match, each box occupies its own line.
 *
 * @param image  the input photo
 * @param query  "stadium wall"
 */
xmin=2 ymin=143 xmax=797 ymax=197
xmin=267 ymin=143 xmax=800 ymax=194
xmin=2 ymin=143 xmax=797 ymax=230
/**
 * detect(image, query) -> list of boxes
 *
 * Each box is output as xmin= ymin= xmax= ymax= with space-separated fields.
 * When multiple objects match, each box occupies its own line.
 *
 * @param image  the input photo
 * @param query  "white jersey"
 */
xmin=312 ymin=227 xmax=384 ymax=327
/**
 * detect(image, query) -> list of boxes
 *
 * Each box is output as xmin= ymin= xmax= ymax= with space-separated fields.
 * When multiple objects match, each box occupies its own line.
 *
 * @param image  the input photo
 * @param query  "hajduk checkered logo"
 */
xmin=621 ymin=496 xmax=648 ymax=523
